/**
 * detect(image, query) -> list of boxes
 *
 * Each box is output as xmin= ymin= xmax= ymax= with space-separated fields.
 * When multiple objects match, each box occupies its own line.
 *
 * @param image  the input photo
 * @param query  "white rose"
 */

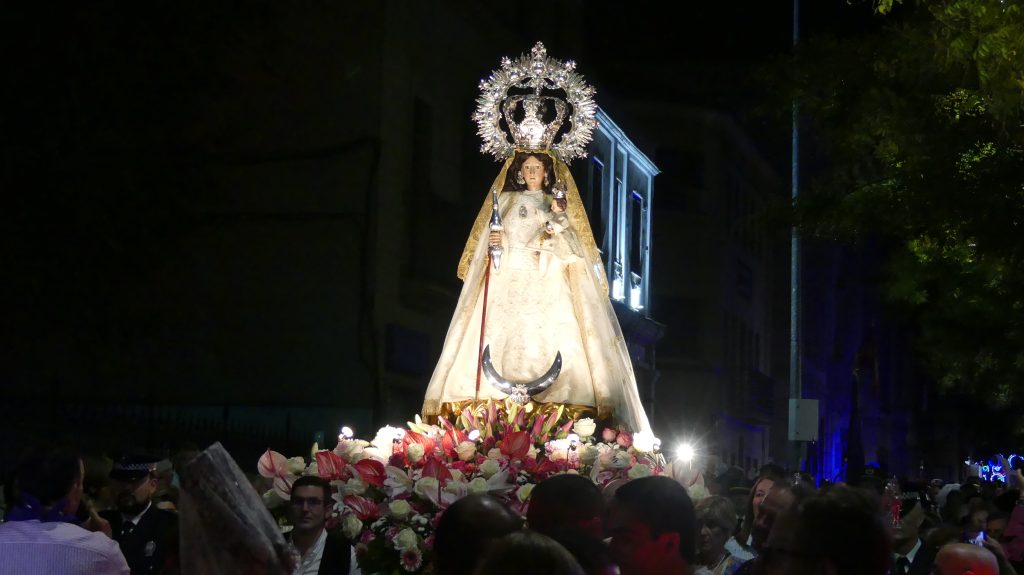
xmin=487 ymin=448 xmax=505 ymax=460
xmin=612 ymin=451 xmax=633 ymax=468
xmin=449 ymin=468 xmax=464 ymax=482
xmin=631 ymin=431 xmax=657 ymax=453
xmin=406 ymin=443 xmax=425 ymax=463
xmin=304 ymin=462 xmax=319 ymax=476
xmin=546 ymin=439 xmax=570 ymax=462
xmin=262 ymin=488 xmax=285 ymax=509
xmin=572 ymin=418 xmax=597 ymax=438
xmin=516 ymin=483 xmax=535 ymax=502
xmin=468 ymin=477 xmax=488 ymax=495
xmin=479 ymin=459 xmax=501 ymax=478
xmin=372 ymin=426 xmax=405 ymax=451
xmin=285 ymin=457 xmax=306 ymax=475
xmin=456 ymin=441 xmax=477 ymax=462
xmin=360 ymin=447 xmax=388 ymax=463
xmin=527 ymin=445 xmax=539 ymax=459
xmin=389 ymin=499 xmax=413 ymax=519
xmin=579 ymin=445 xmax=599 ymax=466
xmin=413 ymin=477 xmax=440 ymax=499
xmin=444 ymin=479 xmax=469 ymax=498
xmin=335 ymin=439 xmax=369 ymax=461
xmin=343 ymin=478 xmax=367 ymax=496
xmin=628 ymin=464 xmax=653 ymax=479
xmin=393 ymin=527 xmax=419 ymax=551
xmin=342 ymin=513 xmax=364 ymax=539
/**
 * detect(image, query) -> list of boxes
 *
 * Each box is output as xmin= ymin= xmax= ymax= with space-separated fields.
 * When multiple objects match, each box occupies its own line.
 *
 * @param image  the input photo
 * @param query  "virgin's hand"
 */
xmin=488 ymin=231 xmax=502 ymax=247
xmin=551 ymin=198 xmax=566 ymax=213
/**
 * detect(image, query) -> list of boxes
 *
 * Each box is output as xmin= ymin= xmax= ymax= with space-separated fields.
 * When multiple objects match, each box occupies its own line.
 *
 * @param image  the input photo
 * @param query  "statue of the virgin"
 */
xmin=422 ymin=43 xmax=651 ymax=434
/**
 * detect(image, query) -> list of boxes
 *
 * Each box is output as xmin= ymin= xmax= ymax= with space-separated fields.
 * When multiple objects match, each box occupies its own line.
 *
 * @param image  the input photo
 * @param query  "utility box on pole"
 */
xmin=788 ymin=398 xmax=818 ymax=442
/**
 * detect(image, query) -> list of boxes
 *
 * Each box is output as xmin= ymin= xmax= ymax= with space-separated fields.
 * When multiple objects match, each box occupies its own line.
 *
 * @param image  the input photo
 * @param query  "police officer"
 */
xmin=100 ymin=454 xmax=179 ymax=574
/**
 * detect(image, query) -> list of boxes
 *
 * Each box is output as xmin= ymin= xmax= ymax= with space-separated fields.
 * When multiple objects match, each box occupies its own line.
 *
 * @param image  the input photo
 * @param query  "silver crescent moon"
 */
xmin=481 ymin=345 xmax=562 ymax=404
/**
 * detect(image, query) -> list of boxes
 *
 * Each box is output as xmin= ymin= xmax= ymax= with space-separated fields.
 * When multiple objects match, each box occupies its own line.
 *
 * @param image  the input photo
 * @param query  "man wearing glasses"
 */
xmin=287 ymin=476 xmax=352 ymax=574
xmin=101 ymin=454 xmax=178 ymax=574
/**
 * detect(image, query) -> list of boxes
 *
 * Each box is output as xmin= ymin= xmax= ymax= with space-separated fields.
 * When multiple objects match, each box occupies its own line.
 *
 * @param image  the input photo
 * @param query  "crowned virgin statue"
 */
xmin=422 ymin=43 xmax=651 ymax=434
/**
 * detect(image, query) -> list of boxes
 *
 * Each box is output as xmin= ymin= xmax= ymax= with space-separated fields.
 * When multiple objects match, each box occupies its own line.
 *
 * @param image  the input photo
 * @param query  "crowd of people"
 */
xmin=1 ymin=444 xmax=1023 ymax=575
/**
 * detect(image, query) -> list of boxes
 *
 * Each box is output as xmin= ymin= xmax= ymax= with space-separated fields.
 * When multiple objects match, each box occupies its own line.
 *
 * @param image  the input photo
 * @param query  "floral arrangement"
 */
xmin=257 ymin=400 xmax=699 ymax=574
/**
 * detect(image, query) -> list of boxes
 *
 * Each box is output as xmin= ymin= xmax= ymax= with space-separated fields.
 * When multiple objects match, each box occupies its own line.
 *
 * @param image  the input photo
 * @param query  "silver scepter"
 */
xmin=489 ymin=189 xmax=503 ymax=271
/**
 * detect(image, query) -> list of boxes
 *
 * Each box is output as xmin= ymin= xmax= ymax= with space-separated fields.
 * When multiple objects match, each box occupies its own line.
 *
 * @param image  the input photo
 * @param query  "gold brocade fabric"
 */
xmin=433 ymin=399 xmax=604 ymax=425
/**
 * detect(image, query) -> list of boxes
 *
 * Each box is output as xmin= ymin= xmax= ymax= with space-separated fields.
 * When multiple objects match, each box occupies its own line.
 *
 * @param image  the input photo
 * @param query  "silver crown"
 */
xmin=473 ymin=42 xmax=597 ymax=162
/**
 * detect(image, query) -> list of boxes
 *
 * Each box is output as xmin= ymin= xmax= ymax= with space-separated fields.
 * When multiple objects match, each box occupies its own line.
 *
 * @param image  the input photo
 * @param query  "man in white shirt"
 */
xmin=287 ymin=475 xmax=352 ymax=575
xmin=0 ymin=447 xmax=129 ymax=575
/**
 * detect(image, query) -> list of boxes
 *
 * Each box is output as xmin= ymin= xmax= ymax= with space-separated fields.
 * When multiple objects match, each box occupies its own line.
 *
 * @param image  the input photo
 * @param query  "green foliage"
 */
xmin=765 ymin=0 xmax=1024 ymax=412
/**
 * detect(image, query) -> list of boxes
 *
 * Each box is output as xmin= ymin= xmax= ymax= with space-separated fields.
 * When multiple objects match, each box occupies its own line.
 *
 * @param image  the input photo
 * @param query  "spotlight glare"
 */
xmin=676 ymin=443 xmax=696 ymax=463
xmin=341 ymin=426 xmax=354 ymax=439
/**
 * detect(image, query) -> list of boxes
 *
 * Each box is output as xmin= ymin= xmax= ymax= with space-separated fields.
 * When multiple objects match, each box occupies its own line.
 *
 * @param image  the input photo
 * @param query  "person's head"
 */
xmin=528 ymin=474 xmax=605 ymax=538
xmin=109 ymin=454 xmax=161 ymax=515
xmin=695 ymin=496 xmax=737 ymax=564
xmin=608 ymin=476 xmax=697 ymax=575
xmin=986 ymin=510 xmax=1008 ymax=542
xmin=890 ymin=487 xmax=930 ymax=546
xmin=434 ymin=494 xmax=524 ymax=575
xmin=751 ymin=483 xmax=795 ymax=552
xmin=506 ymin=152 xmax=554 ymax=193
xmin=548 ymin=529 xmax=619 ymax=575
xmin=473 ymin=531 xmax=585 ymax=575
xmin=926 ymin=526 xmax=963 ymax=554
xmin=751 ymin=477 xmax=776 ymax=521
xmin=942 ymin=489 xmax=967 ymax=524
xmin=288 ymin=475 xmax=331 ymax=534
xmin=933 ymin=543 xmax=998 ymax=575
xmin=742 ymin=465 xmax=785 ymax=537
xmin=16 ymin=447 xmax=84 ymax=515
xmin=965 ymin=498 xmax=991 ymax=534
xmin=760 ymin=485 xmax=890 ymax=575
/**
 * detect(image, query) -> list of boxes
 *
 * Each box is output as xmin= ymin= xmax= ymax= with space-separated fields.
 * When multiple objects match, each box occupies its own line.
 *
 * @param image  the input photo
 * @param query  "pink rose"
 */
xmin=602 ymin=428 xmax=618 ymax=443
xmin=616 ymin=432 xmax=633 ymax=448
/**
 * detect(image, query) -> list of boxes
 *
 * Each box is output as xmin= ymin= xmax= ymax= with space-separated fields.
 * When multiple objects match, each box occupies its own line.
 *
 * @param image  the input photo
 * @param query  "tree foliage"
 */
xmin=766 ymin=0 xmax=1024 ymax=413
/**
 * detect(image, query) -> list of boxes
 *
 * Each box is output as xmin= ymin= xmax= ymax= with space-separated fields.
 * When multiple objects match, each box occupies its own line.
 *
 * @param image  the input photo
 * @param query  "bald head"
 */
xmin=934 ymin=544 xmax=998 ymax=575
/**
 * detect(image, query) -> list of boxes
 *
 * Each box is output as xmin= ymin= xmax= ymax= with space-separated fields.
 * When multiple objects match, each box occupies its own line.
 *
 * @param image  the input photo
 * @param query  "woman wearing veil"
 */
xmin=422 ymin=43 xmax=651 ymax=434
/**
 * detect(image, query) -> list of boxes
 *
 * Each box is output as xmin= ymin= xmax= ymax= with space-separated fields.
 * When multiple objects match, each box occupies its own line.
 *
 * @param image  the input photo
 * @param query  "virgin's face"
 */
xmin=521 ymin=156 xmax=546 ymax=191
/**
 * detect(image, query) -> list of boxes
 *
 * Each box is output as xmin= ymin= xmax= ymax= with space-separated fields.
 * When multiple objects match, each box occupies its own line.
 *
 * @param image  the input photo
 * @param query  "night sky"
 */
xmin=4 ymin=0 xmax=881 ymax=412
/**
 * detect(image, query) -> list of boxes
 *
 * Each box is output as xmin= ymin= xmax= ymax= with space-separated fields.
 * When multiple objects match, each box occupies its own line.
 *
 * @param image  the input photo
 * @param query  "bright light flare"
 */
xmin=340 ymin=426 xmax=354 ymax=439
xmin=676 ymin=442 xmax=696 ymax=463
xmin=468 ymin=430 xmax=481 ymax=442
